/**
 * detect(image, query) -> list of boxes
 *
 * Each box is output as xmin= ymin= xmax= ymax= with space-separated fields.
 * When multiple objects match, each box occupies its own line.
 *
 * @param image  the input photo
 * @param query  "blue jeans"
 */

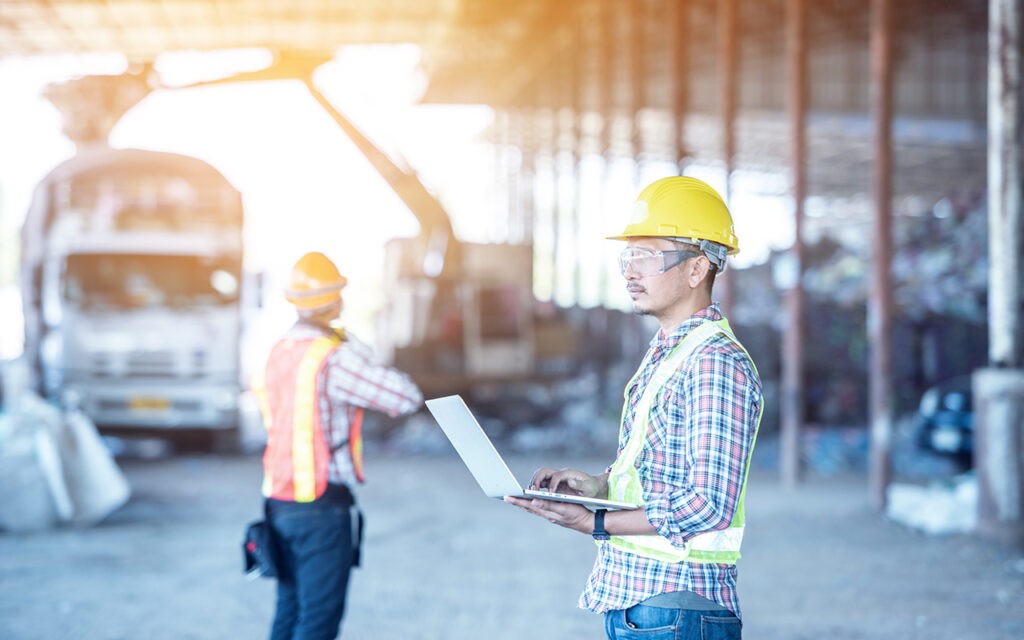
xmin=267 ymin=487 xmax=356 ymax=640
xmin=605 ymin=603 xmax=742 ymax=640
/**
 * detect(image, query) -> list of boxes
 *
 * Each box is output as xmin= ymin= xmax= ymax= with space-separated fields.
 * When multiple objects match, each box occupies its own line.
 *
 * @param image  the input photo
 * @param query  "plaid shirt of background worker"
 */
xmin=580 ymin=303 xmax=763 ymax=619
xmin=284 ymin=322 xmax=423 ymax=486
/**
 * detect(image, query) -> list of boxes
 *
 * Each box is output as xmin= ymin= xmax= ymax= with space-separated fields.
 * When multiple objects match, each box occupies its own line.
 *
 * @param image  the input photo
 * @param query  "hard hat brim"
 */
xmin=605 ymin=232 xmax=739 ymax=255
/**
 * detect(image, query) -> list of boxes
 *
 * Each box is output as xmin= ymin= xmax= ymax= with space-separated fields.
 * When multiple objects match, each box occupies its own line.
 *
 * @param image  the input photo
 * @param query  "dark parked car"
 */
xmin=914 ymin=375 xmax=973 ymax=466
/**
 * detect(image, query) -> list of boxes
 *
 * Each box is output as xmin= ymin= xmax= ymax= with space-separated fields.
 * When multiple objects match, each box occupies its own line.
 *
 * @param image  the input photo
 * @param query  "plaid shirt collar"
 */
xmin=285 ymin=320 xmax=337 ymax=340
xmin=649 ymin=303 xmax=724 ymax=352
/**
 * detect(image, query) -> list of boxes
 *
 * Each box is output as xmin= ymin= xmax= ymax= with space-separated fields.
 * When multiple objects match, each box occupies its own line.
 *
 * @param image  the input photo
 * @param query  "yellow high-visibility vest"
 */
xmin=606 ymin=319 xmax=762 ymax=564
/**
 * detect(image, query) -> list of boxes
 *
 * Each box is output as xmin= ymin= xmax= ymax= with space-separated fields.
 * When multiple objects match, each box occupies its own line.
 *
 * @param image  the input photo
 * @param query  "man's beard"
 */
xmin=631 ymin=301 xmax=654 ymax=317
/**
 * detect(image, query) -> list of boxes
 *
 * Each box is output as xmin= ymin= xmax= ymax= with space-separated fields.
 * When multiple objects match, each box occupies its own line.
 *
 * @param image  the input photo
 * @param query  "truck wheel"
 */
xmin=209 ymin=427 xmax=243 ymax=455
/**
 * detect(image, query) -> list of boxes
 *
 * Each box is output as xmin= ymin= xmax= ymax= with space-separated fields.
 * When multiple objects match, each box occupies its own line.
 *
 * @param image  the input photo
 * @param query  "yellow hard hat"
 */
xmin=285 ymin=252 xmax=347 ymax=310
xmin=608 ymin=176 xmax=740 ymax=255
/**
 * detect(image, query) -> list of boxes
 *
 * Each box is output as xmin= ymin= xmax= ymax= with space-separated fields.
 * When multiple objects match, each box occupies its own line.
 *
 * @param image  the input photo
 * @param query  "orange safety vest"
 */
xmin=255 ymin=334 xmax=365 ymax=502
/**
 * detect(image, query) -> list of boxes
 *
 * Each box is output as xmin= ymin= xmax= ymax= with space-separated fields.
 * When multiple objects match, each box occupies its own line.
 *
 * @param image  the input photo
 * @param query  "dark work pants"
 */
xmin=267 ymin=485 xmax=355 ymax=640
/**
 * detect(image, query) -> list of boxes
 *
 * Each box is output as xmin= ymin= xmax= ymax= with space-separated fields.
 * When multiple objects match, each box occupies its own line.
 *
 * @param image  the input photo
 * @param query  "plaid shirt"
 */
xmin=282 ymin=322 xmax=423 ymax=487
xmin=580 ymin=303 xmax=762 ymax=618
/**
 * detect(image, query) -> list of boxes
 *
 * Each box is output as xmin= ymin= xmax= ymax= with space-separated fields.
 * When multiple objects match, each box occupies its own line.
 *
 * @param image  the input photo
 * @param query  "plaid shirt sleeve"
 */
xmin=642 ymin=334 xmax=761 ymax=547
xmin=322 ymin=344 xmax=424 ymax=418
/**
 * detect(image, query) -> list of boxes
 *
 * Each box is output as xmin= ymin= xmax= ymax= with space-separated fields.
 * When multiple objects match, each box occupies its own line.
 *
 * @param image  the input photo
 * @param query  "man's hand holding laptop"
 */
xmin=504 ymin=467 xmax=609 ymax=533
xmin=505 ymin=465 xmax=660 ymax=539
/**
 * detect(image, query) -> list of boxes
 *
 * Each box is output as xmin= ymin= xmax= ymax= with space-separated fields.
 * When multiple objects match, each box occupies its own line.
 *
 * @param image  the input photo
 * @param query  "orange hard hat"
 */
xmin=285 ymin=252 xmax=347 ymax=310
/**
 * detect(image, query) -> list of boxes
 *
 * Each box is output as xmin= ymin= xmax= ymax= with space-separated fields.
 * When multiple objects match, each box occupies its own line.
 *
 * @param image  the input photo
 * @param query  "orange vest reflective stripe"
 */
xmin=256 ymin=334 xmax=366 ymax=502
xmin=348 ymin=404 xmax=365 ymax=483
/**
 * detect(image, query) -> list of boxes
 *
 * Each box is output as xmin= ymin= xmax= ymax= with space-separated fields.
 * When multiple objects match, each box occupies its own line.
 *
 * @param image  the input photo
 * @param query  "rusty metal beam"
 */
xmin=419 ymin=3 xmax=581 ymax=107
xmin=869 ymin=0 xmax=895 ymax=512
xmin=40 ymin=0 xmax=89 ymax=52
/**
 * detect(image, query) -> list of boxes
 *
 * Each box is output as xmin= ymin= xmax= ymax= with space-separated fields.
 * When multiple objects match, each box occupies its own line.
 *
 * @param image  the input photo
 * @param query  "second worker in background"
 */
xmin=253 ymin=251 xmax=423 ymax=640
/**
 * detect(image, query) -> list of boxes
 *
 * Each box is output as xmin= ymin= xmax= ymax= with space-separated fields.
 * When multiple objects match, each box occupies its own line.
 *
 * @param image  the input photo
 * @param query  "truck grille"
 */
xmin=96 ymin=399 xmax=202 ymax=412
xmin=126 ymin=351 xmax=175 ymax=376
xmin=87 ymin=350 xmax=207 ymax=378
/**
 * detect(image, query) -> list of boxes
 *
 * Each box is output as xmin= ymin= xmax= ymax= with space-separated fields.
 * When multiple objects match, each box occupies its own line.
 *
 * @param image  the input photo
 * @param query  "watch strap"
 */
xmin=592 ymin=508 xmax=610 ymax=540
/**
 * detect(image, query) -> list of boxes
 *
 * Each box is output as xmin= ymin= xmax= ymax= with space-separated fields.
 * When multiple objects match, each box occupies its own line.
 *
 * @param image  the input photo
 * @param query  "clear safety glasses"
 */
xmin=618 ymin=246 xmax=701 ymax=277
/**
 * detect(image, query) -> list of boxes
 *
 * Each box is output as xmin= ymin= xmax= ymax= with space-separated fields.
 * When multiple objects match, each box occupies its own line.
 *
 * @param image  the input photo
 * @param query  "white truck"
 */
xmin=20 ymin=146 xmax=251 ymax=446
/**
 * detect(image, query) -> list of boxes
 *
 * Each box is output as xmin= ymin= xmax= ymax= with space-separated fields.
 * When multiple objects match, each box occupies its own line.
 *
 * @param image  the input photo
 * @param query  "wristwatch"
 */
xmin=592 ymin=508 xmax=610 ymax=541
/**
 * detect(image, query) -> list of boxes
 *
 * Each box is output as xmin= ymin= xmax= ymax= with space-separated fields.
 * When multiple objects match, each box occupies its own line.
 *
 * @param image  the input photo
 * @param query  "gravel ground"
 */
xmin=1 ymin=444 xmax=1023 ymax=640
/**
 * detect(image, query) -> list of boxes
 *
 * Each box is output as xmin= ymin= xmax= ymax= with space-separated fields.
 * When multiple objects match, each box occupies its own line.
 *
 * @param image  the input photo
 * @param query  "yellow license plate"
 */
xmin=128 ymin=397 xmax=171 ymax=411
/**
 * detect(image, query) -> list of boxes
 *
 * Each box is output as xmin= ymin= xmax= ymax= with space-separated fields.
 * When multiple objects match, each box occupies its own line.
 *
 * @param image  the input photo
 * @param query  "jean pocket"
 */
xmin=616 ymin=605 xmax=682 ymax=638
xmin=700 ymin=613 xmax=741 ymax=640
xmin=307 ymin=506 xmax=351 ymax=551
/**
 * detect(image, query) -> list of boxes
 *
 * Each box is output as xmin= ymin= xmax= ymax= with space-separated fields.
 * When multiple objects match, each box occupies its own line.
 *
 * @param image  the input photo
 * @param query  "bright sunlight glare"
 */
xmin=0 ymin=46 xmax=496 ymax=358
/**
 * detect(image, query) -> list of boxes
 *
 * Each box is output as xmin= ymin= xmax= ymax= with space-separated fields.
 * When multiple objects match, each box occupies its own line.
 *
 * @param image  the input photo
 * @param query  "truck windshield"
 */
xmin=62 ymin=254 xmax=241 ymax=310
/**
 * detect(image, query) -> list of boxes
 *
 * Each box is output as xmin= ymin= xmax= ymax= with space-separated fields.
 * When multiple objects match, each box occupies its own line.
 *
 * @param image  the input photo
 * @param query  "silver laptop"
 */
xmin=425 ymin=395 xmax=638 ymax=511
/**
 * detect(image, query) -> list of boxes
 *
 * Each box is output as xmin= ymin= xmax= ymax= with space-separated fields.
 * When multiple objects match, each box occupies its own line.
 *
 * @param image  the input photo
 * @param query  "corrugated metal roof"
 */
xmin=0 ymin=0 xmax=992 ymax=201
xmin=0 ymin=0 xmax=578 ymax=107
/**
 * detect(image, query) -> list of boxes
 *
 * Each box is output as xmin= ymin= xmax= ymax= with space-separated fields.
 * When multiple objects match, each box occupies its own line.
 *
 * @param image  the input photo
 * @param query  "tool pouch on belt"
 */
xmin=243 ymin=502 xmax=280 ymax=580
xmin=352 ymin=506 xmax=365 ymax=568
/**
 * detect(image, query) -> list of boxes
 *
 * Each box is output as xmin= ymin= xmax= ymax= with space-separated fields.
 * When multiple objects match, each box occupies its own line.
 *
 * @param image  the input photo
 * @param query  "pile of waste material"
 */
xmin=886 ymin=473 xmax=978 ymax=536
xmin=0 ymin=358 xmax=130 ymax=533
xmin=783 ymin=191 xmax=989 ymax=321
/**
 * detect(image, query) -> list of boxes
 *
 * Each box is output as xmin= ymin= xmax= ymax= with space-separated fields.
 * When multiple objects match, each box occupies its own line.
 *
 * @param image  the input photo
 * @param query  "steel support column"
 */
xmin=545 ymin=75 xmax=561 ymax=304
xmin=519 ymin=110 xmax=537 ymax=246
xmin=495 ymin=109 xmax=511 ymax=241
xmin=670 ymin=0 xmax=690 ymax=174
xmin=869 ymin=0 xmax=895 ymax=512
xmin=570 ymin=34 xmax=583 ymax=306
xmin=558 ymin=60 xmax=578 ymax=306
xmin=598 ymin=0 xmax=616 ymax=309
xmin=986 ymin=0 xmax=1023 ymax=370
xmin=630 ymin=0 xmax=646 ymax=186
xmin=974 ymin=0 xmax=1024 ymax=548
xmin=717 ymin=0 xmax=738 ymax=316
xmin=781 ymin=0 xmax=807 ymax=488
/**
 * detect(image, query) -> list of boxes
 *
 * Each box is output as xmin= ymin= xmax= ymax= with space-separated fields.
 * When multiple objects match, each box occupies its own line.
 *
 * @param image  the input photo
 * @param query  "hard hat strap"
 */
xmin=286 ymin=283 xmax=345 ymax=299
xmin=670 ymin=238 xmax=729 ymax=272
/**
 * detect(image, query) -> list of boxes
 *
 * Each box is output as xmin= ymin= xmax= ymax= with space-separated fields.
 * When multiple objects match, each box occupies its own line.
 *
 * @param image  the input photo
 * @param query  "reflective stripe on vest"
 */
xmin=348 ymin=405 xmax=366 ymax=483
xmin=606 ymin=319 xmax=762 ymax=565
xmin=256 ymin=335 xmax=339 ymax=502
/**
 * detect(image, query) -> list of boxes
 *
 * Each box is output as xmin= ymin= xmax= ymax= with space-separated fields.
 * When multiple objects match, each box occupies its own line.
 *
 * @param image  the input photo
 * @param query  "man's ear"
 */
xmin=686 ymin=256 xmax=712 ymax=289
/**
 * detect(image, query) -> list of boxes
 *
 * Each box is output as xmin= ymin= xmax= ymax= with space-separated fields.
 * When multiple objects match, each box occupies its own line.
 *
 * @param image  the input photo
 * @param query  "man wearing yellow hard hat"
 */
xmin=252 ymin=251 xmax=423 ymax=640
xmin=506 ymin=177 xmax=763 ymax=638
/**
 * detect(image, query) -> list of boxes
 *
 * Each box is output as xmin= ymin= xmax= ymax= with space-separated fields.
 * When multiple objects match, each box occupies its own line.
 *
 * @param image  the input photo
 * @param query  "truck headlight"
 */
xmin=61 ymin=387 xmax=84 ymax=411
xmin=214 ymin=389 xmax=239 ymax=411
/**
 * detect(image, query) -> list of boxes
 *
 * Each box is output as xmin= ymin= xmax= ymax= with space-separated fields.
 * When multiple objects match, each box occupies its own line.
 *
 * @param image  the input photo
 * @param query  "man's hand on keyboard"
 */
xmin=529 ymin=467 xmax=606 ymax=498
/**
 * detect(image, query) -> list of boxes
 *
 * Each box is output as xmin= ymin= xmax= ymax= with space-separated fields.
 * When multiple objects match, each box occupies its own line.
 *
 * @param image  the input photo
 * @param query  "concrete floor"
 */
xmin=1 ymin=447 xmax=1022 ymax=640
